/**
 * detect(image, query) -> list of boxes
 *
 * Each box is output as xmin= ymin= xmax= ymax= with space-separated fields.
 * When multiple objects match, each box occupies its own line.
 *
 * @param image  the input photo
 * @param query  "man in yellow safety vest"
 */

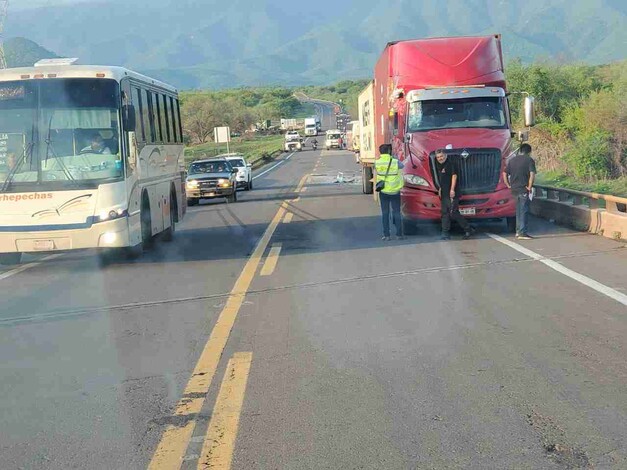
xmin=375 ymin=144 xmax=405 ymax=240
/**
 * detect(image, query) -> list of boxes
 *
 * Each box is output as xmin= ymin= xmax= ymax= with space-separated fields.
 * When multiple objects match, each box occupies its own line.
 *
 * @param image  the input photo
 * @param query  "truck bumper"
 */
xmin=187 ymin=187 xmax=234 ymax=199
xmin=401 ymin=187 xmax=516 ymax=221
xmin=0 ymin=216 xmax=131 ymax=253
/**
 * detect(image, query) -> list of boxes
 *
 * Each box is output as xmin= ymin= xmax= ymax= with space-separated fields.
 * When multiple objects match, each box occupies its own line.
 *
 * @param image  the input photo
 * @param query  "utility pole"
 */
xmin=0 ymin=1 xmax=8 ymax=69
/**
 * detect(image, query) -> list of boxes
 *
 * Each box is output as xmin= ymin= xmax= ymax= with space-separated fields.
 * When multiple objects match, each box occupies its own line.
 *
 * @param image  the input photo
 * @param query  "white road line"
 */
xmin=0 ymin=254 xmax=63 ymax=282
xmin=488 ymin=233 xmax=627 ymax=307
xmin=252 ymin=152 xmax=294 ymax=180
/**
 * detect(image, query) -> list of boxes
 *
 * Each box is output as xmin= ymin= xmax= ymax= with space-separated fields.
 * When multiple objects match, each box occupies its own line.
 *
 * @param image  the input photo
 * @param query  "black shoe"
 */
xmin=517 ymin=233 xmax=533 ymax=240
xmin=382 ymin=236 xmax=391 ymax=241
xmin=441 ymin=234 xmax=451 ymax=241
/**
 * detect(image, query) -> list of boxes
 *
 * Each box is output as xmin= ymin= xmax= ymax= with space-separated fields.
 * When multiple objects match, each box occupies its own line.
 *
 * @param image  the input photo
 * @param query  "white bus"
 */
xmin=0 ymin=60 xmax=186 ymax=264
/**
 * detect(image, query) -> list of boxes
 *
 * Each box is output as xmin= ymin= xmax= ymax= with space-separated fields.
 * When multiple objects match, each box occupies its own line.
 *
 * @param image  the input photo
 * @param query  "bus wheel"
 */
xmin=141 ymin=195 xmax=153 ymax=249
xmin=163 ymin=193 xmax=176 ymax=242
xmin=0 ymin=252 xmax=22 ymax=265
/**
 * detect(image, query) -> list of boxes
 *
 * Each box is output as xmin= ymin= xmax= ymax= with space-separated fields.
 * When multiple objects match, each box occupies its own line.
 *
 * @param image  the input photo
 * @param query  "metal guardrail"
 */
xmin=534 ymin=185 xmax=627 ymax=214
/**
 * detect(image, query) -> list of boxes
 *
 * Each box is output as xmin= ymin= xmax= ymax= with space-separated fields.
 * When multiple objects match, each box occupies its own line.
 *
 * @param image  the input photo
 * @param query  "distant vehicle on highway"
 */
xmin=186 ymin=158 xmax=238 ymax=205
xmin=284 ymin=131 xmax=303 ymax=152
xmin=280 ymin=118 xmax=305 ymax=131
xmin=221 ymin=154 xmax=253 ymax=190
xmin=325 ymin=129 xmax=343 ymax=150
xmin=0 ymin=60 xmax=186 ymax=264
xmin=304 ymin=117 xmax=318 ymax=136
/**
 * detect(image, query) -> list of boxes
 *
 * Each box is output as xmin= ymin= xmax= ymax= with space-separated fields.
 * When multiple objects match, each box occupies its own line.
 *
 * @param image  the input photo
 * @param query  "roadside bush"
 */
xmin=563 ymin=130 xmax=612 ymax=180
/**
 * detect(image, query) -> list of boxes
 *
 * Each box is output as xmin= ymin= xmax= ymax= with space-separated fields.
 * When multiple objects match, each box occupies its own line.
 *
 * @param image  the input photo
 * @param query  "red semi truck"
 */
xmin=358 ymin=34 xmax=535 ymax=233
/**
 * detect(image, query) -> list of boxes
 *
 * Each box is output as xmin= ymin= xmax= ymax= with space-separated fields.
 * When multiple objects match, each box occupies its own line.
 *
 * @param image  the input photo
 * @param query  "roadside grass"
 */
xmin=184 ymin=135 xmax=285 ymax=166
xmin=537 ymin=172 xmax=627 ymax=198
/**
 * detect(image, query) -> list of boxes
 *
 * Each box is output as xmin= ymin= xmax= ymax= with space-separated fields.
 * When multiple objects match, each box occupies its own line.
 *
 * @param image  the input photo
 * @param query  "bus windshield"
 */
xmin=407 ymin=97 xmax=507 ymax=132
xmin=0 ymin=78 xmax=123 ymax=193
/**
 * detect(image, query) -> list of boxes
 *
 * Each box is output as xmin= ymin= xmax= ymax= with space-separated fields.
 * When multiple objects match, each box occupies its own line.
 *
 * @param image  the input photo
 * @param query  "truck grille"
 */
xmin=430 ymin=149 xmax=502 ymax=195
xmin=198 ymin=179 xmax=218 ymax=189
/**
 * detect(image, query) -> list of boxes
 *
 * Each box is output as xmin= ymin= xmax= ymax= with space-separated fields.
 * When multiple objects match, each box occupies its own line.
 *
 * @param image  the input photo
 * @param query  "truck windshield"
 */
xmin=189 ymin=162 xmax=230 ymax=174
xmin=407 ymin=97 xmax=506 ymax=132
xmin=0 ymin=79 xmax=123 ymax=193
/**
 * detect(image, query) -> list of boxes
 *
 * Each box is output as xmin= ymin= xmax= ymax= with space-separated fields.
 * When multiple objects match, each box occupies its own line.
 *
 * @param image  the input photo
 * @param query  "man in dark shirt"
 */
xmin=504 ymin=143 xmax=536 ymax=240
xmin=435 ymin=149 xmax=472 ymax=240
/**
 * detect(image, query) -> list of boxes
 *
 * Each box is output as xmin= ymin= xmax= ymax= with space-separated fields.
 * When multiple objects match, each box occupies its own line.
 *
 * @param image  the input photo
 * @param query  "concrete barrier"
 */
xmin=531 ymin=185 xmax=627 ymax=241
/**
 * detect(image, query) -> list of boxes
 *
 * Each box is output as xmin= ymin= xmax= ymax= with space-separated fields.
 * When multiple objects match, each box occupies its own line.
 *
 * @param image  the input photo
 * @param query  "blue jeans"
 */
xmin=516 ymin=193 xmax=530 ymax=235
xmin=379 ymin=192 xmax=402 ymax=237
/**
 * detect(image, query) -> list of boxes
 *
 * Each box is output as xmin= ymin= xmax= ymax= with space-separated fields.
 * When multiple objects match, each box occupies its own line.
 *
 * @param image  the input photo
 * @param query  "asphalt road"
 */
xmin=1 ymin=147 xmax=627 ymax=469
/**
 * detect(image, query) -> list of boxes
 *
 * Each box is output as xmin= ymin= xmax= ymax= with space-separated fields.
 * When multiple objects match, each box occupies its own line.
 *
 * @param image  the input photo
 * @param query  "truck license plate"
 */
xmin=33 ymin=240 xmax=54 ymax=251
xmin=460 ymin=207 xmax=476 ymax=215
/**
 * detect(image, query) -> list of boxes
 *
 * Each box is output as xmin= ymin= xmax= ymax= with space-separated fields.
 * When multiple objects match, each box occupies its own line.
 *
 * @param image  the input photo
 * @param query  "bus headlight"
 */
xmin=186 ymin=180 xmax=199 ymax=189
xmin=102 ymin=232 xmax=117 ymax=244
xmin=404 ymin=174 xmax=430 ymax=187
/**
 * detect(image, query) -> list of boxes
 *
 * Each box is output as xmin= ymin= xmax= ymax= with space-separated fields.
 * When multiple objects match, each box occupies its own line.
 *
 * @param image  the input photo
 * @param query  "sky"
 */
xmin=12 ymin=0 xmax=97 ymax=11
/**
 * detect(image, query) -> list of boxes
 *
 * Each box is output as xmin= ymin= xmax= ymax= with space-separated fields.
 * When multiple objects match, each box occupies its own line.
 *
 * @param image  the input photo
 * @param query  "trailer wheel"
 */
xmin=362 ymin=166 xmax=374 ymax=194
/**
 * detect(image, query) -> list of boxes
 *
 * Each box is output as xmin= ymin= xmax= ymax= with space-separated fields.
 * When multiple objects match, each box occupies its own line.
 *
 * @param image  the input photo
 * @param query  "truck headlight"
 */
xmin=404 ymin=174 xmax=430 ymax=187
xmin=186 ymin=180 xmax=199 ymax=189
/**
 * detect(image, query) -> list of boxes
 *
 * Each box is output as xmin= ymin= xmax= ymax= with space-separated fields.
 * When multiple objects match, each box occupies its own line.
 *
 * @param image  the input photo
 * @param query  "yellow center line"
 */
xmin=260 ymin=243 xmax=282 ymax=276
xmin=293 ymin=173 xmax=309 ymax=193
xmin=291 ymin=197 xmax=300 ymax=203
xmin=197 ymin=352 xmax=253 ymax=470
xmin=148 ymin=202 xmax=288 ymax=469
xmin=283 ymin=212 xmax=294 ymax=224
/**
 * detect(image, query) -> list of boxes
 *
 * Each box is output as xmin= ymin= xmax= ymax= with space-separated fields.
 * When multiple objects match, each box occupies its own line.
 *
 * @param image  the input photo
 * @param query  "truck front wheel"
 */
xmin=403 ymin=219 xmax=419 ymax=236
xmin=506 ymin=217 xmax=517 ymax=233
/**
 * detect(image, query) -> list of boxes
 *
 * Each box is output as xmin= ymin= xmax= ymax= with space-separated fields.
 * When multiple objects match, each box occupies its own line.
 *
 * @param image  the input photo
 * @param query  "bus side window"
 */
xmin=162 ymin=95 xmax=171 ymax=143
xmin=140 ymin=89 xmax=154 ymax=142
xmin=170 ymin=96 xmax=180 ymax=143
xmin=132 ymin=87 xmax=145 ymax=141
xmin=175 ymin=98 xmax=182 ymax=143
xmin=154 ymin=92 xmax=164 ymax=143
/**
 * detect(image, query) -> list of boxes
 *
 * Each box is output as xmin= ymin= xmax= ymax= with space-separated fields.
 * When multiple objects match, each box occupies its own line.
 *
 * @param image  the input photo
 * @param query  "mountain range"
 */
xmin=6 ymin=0 xmax=627 ymax=89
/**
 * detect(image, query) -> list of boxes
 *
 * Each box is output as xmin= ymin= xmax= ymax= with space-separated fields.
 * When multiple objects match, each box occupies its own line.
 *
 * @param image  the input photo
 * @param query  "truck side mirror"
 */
xmin=123 ymin=104 xmax=136 ymax=132
xmin=524 ymin=96 xmax=536 ymax=127
xmin=404 ymin=134 xmax=412 ymax=144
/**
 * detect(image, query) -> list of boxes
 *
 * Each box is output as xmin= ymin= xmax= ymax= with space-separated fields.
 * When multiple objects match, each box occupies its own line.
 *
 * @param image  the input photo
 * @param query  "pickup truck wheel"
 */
xmin=227 ymin=187 xmax=237 ymax=203
xmin=187 ymin=198 xmax=199 ymax=206
xmin=0 ymin=252 xmax=22 ymax=265
xmin=246 ymin=178 xmax=253 ymax=191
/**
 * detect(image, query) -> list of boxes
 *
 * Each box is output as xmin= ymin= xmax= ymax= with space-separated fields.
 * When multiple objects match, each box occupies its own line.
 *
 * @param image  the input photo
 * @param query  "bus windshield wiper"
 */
xmin=44 ymin=111 xmax=80 ymax=187
xmin=1 ymin=142 xmax=34 ymax=192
